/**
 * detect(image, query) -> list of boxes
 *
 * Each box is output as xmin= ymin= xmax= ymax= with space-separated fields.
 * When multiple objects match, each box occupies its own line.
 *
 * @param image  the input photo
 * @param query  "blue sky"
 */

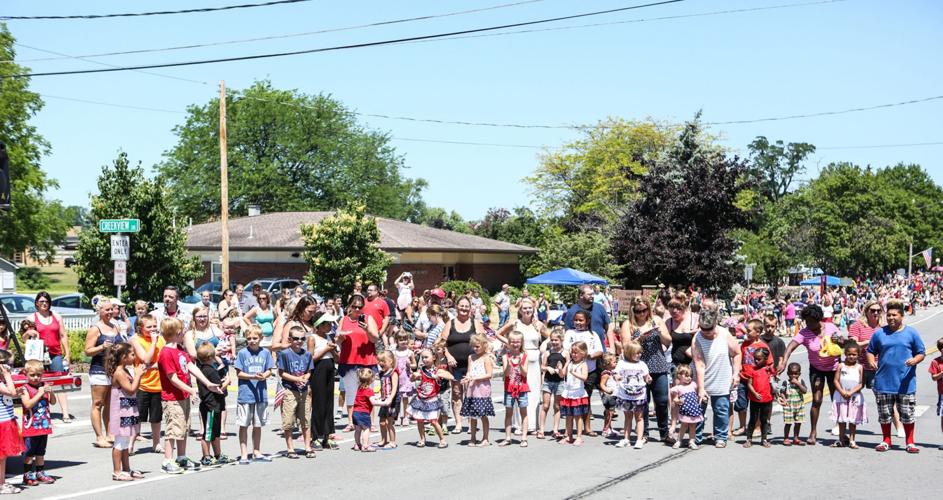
xmin=3 ymin=0 xmax=941 ymax=220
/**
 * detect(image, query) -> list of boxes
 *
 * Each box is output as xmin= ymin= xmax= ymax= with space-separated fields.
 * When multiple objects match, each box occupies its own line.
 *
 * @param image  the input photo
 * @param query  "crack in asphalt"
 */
xmin=564 ymin=448 xmax=693 ymax=499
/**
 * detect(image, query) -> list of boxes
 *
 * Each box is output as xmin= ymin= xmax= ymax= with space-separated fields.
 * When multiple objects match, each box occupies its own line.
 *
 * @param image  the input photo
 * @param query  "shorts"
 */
xmin=503 ymin=392 xmax=529 ymax=408
xmin=352 ymin=411 xmax=371 ymax=428
xmin=48 ymin=355 xmax=65 ymax=372
xmin=161 ymin=400 xmax=190 ymax=441
xmin=862 ymin=370 xmax=875 ymax=390
xmin=809 ymin=366 xmax=837 ymax=396
xmin=113 ymin=436 xmax=132 ymax=451
xmin=437 ymin=391 xmax=452 ymax=418
xmin=601 ymin=394 xmax=618 ymax=410
xmin=236 ymin=402 xmax=270 ymax=427
xmin=23 ymin=435 xmax=48 ymax=457
xmin=734 ymin=381 xmax=749 ymax=412
xmin=782 ymin=402 xmax=805 ymax=424
xmin=137 ymin=390 xmax=163 ymax=424
xmin=339 ymin=364 xmax=378 ymax=407
xmin=378 ymin=394 xmax=401 ymax=419
xmin=200 ymin=408 xmax=223 ymax=442
xmin=88 ymin=373 xmax=111 ymax=386
xmin=785 ymin=319 xmax=795 ymax=328
xmin=937 ymin=394 xmax=943 ymax=417
xmin=542 ymin=380 xmax=563 ymax=396
xmin=451 ymin=366 xmax=468 ymax=383
xmin=280 ymin=390 xmax=310 ymax=431
xmin=616 ymin=398 xmax=648 ymax=413
xmin=875 ymin=392 xmax=916 ymax=425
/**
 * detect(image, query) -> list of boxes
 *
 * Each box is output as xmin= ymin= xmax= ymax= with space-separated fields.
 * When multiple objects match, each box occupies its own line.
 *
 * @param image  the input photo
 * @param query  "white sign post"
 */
xmin=110 ymin=234 xmax=130 ymax=298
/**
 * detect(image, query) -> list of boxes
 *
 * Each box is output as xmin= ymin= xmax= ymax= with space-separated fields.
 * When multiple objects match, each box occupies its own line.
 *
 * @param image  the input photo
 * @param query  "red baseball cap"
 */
xmin=430 ymin=288 xmax=446 ymax=299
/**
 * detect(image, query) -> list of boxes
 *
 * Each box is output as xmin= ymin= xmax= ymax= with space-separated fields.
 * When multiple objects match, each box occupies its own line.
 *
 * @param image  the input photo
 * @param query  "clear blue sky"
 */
xmin=3 ymin=0 xmax=941 ymax=220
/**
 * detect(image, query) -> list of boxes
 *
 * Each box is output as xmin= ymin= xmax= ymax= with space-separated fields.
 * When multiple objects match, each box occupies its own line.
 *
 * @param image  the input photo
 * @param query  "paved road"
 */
xmin=7 ymin=307 xmax=943 ymax=499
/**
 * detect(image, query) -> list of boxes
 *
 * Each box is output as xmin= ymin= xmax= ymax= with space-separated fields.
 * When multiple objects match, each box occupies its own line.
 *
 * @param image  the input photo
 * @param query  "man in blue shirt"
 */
xmin=866 ymin=299 xmax=925 ymax=453
xmin=564 ymin=285 xmax=612 ymax=350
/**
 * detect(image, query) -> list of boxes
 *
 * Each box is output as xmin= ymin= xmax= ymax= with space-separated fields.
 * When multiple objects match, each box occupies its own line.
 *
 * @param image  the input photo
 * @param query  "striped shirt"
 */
xmin=695 ymin=327 xmax=734 ymax=396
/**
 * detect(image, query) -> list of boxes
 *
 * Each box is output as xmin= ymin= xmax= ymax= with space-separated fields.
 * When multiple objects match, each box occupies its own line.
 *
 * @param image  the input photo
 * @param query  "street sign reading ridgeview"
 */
xmin=98 ymin=219 xmax=141 ymax=233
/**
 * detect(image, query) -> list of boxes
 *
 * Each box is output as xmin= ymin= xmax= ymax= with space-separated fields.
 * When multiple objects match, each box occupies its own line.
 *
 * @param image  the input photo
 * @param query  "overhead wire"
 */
xmin=8 ymin=0 xmax=548 ymax=63
xmin=0 ymin=0 xmax=687 ymax=78
xmin=1 ymin=0 xmax=313 ymax=21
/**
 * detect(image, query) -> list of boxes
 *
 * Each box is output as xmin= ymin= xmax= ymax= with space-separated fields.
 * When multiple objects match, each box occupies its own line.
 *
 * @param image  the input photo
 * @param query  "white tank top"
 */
xmin=695 ymin=327 xmax=733 ymax=396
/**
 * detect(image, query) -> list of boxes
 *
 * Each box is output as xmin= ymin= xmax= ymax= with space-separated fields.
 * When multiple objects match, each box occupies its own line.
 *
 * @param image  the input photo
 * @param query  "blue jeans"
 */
xmin=498 ymin=310 xmax=510 ymax=328
xmin=695 ymin=394 xmax=731 ymax=444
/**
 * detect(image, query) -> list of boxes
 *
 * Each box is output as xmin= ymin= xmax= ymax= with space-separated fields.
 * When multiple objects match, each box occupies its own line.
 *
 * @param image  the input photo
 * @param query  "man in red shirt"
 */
xmin=361 ymin=284 xmax=390 ymax=338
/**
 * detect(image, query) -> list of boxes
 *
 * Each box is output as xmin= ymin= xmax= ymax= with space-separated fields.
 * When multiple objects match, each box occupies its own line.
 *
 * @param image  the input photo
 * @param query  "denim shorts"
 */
xmin=542 ymin=380 xmax=563 ymax=396
xmin=352 ymin=411 xmax=372 ymax=428
xmin=504 ymin=392 xmax=529 ymax=408
xmin=734 ymin=381 xmax=749 ymax=412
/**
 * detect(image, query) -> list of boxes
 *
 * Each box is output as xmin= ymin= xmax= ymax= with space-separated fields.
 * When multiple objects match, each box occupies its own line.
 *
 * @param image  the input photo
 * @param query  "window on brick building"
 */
xmin=210 ymin=262 xmax=223 ymax=283
xmin=443 ymin=265 xmax=455 ymax=281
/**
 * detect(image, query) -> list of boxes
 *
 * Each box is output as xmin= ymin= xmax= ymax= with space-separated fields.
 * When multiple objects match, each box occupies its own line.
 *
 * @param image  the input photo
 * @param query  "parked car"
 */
xmin=0 ymin=294 xmax=89 ymax=316
xmin=63 ymin=256 xmax=77 ymax=268
xmin=181 ymin=291 xmax=222 ymax=306
xmin=51 ymin=293 xmax=93 ymax=310
xmin=194 ymin=282 xmax=236 ymax=294
xmin=247 ymin=278 xmax=302 ymax=295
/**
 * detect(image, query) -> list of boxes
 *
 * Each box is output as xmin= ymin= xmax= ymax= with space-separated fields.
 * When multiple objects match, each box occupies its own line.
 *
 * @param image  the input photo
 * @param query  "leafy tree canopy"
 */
xmin=158 ymin=80 xmax=427 ymax=223
xmin=0 ymin=24 xmax=68 ymax=263
xmin=746 ymin=136 xmax=816 ymax=203
xmin=301 ymin=204 xmax=393 ymax=298
xmin=75 ymin=153 xmax=203 ymax=301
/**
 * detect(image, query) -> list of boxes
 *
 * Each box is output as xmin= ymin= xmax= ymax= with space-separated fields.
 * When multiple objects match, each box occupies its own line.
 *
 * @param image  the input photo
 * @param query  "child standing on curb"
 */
xmin=20 ymin=360 xmax=56 ymax=485
xmin=235 ymin=326 xmax=275 ymax=464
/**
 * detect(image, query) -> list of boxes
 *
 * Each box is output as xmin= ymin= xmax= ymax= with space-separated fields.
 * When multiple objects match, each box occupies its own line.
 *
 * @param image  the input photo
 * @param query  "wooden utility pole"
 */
xmin=219 ymin=81 xmax=230 ymax=291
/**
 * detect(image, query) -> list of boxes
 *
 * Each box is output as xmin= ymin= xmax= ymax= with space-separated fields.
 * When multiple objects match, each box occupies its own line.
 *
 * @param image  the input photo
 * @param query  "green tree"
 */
xmin=301 ymin=204 xmax=393 ymax=298
xmin=158 ymin=80 xmax=427 ymax=223
xmin=75 ymin=153 xmax=202 ymax=301
xmin=61 ymin=205 xmax=92 ymax=227
xmin=0 ymin=25 xmax=68 ymax=263
xmin=611 ymin=117 xmax=754 ymax=290
xmin=471 ymin=207 xmax=549 ymax=275
xmin=526 ymin=229 xmax=622 ymax=281
xmin=527 ymin=118 xmax=678 ymax=229
xmin=746 ymin=136 xmax=816 ymax=202
xmin=414 ymin=206 xmax=469 ymax=233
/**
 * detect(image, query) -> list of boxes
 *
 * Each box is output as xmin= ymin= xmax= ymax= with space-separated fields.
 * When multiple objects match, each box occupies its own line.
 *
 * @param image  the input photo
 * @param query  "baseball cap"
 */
xmin=431 ymin=288 xmax=446 ymax=299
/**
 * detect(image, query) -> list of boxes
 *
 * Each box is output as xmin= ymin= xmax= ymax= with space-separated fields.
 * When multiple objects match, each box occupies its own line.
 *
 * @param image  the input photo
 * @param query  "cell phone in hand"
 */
xmin=358 ymin=314 xmax=366 ymax=324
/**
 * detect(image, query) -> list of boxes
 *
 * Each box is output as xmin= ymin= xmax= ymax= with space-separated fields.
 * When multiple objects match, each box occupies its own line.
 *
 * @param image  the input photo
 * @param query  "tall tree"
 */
xmin=746 ymin=136 xmax=816 ymax=202
xmin=75 ymin=153 xmax=202 ymax=301
xmin=414 ymin=205 xmax=469 ymax=233
xmin=0 ymin=24 xmax=68 ymax=263
xmin=301 ymin=204 xmax=393 ymax=298
xmin=158 ymin=80 xmax=427 ymax=223
xmin=525 ymin=229 xmax=622 ymax=280
xmin=527 ymin=118 xmax=677 ymax=229
xmin=472 ymin=207 xmax=548 ymax=275
xmin=612 ymin=117 xmax=754 ymax=290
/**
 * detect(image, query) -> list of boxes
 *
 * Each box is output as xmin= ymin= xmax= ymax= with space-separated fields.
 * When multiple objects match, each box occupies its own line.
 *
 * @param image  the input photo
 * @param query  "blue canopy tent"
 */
xmin=526 ymin=267 xmax=608 ymax=286
xmin=799 ymin=275 xmax=841 ymax=286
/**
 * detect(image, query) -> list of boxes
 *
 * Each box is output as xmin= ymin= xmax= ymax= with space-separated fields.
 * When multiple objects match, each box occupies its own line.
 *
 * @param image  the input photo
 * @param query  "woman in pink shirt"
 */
xmin=779 ymin=304 xmax=844 ymax=445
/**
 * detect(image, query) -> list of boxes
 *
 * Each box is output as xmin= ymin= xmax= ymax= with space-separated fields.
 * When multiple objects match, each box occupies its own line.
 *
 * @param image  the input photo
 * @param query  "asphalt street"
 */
xmin=6 ymin=307 xmax=943 ymax=500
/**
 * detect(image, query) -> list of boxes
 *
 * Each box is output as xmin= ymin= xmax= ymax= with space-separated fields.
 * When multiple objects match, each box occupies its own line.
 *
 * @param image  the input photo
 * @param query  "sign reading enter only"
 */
xmin=110 ymin=235 xmax=130 ymax=261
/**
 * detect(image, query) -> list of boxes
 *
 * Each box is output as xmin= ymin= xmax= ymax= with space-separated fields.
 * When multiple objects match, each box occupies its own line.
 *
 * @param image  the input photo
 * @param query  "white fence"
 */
xmin=6 ymin=312 xmax=98 ymax=332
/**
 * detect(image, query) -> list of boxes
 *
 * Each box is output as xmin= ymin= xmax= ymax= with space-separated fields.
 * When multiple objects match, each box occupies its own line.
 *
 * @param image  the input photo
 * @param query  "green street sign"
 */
xmin=98 ymin=219 xmax=141 ymax=233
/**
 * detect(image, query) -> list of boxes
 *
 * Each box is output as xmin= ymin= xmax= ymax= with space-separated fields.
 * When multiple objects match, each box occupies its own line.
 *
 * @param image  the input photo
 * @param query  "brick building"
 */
xmin=186 ymin=211 xmax=537 ymax=294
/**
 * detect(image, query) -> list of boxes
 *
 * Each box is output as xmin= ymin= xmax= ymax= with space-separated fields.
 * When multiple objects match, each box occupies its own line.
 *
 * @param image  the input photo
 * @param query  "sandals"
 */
xmin=830 ymin=441 xmax=845 ymax=448
xmin=875 ymin=442 xmax=891 ymax=452
xmin=416 ymin=441 xmax=426 ymax=448
xmin=112 ymin=472 xmax=134 ymax=482
xmin=361 ymin=445 xmax=377 ymax=453
xmin=848 ymin=441 xmax=859 ymax=450
xmin=906 ymin=444 xmax=920 ymax=454
xmin=520 ymin=440 xmax=528 ymax=448
xmin=806 ymin=437 xmax=817 ymax=446
xmin=129 ymin=470 xmax=145 ymax=479
xmin=497 ymin=439 xmax=511 ymax=447
xmin=761 ymin=440 xmax=771 ymax=448
xmin=782 ymin=439 xmax=793 ymax=447
xmin=715 ymin=441 xmax=727 ymax=448
xmin=437 ymin=442 xmax=448 ymax=449
xmin=536 ymin=432 xmax=546 ymax=440
xmin=305 ymin=450 xmax=317 ymax=458
xmin=794 ymin=439 xmax=806 ymax=447
xmin=552 ymin=431 xmax=564 ymax=440
xmin=0 ymin=483 xmax=23 ymax=494
xmin=285 ymin=451 xmax=300 ymax=459
xmin=742 ymin=441 xmax=752 ymax=448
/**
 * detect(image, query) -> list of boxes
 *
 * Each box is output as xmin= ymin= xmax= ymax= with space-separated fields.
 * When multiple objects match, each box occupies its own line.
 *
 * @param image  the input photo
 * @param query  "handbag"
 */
xmin=819 ymin=335 xmax=843 ymax=357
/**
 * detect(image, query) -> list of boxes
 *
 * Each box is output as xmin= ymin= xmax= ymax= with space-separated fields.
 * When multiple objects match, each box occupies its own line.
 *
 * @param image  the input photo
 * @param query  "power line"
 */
xmin=15 ymin=43 xmax=209 ymax=86
xmin=8 ymin=0 xmax=547 ymax=63
xmin=1 ymin=0 xmax=686 ymax=78
xmin=408 ymin=0 xmax=848 ymax=46
xmin=705 ymin=95 xmax=943 ymax=125
xmin=1 ymin=0 xmax=312 ymax=21
xmin=36 ymin=92 xmax=943 ymax=152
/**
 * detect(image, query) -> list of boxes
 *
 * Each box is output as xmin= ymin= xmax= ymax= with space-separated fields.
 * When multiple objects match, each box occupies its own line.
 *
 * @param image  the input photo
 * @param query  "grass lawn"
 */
xmin=18 ymin=262 xmax=79 ymax=296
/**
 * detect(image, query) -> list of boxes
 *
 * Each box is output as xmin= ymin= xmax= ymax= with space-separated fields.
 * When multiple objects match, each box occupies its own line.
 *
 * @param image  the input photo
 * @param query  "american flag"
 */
xmin=922 ymin=248 xmax=933 ymax=268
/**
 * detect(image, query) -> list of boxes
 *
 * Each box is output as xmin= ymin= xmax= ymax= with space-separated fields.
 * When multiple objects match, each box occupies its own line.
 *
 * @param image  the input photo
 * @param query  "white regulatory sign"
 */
xmin=113 ymin=260 xmax=127 ymax=287
xmin=110 ymin=235 xmax=130 ymax=260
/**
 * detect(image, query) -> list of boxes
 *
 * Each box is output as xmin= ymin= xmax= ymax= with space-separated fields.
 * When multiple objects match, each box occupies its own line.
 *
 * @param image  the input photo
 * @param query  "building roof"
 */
xmin=186 ymin=211 xmax=537 ymax=255
xmin=0 ymin=258 xmax=18 ymax=270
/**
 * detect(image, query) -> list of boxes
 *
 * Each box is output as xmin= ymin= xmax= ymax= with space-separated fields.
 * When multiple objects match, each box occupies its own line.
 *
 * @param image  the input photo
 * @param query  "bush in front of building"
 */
xmin=16 ymin=267 xmax=51 ymax=290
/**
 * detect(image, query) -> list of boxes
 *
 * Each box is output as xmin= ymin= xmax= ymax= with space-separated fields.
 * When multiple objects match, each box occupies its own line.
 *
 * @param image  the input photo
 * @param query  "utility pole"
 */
xmin=219 ymin=81 xmax=230 ymax=291
xmin=908 ymin=237 xmax=913 ymax=278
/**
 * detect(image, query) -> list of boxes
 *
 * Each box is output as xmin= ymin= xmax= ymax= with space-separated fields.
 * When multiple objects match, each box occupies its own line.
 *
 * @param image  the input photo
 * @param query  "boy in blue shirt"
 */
xmin=235 ymin=326 xmax=275 ymax=464
xmin=277 ymin=326 xmax=314 ymax=458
